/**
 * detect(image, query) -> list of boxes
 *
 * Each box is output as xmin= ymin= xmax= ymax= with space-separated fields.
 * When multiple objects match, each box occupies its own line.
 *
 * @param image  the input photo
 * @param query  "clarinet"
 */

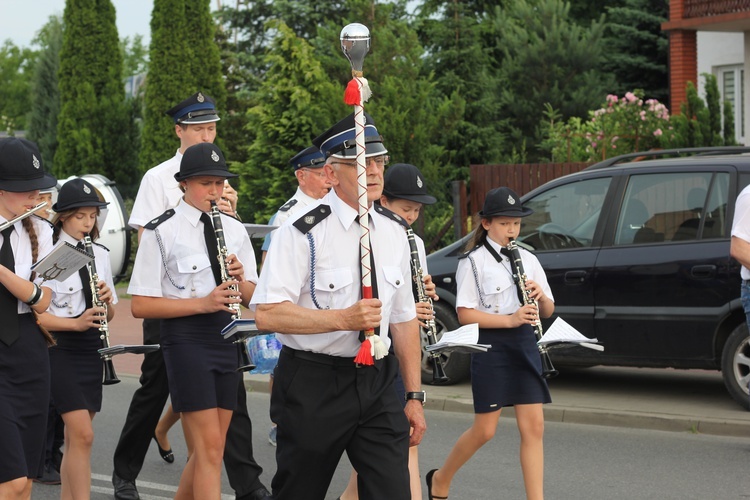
xmin=505 ymin=239 xmax=558 ymax=379
xmin=83 ymin=235 xmax=120 ymax=385
xmin=406 ymin=228 xmax=448 ymax=383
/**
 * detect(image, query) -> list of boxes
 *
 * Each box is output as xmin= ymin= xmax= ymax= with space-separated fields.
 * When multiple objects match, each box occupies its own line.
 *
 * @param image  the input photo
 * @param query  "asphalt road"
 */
xmin=30 ymin=375 xmax=750 ymax=500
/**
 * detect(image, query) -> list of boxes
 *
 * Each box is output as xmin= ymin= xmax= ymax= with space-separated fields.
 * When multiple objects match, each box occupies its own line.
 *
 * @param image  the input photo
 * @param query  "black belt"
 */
xmin=281 ymin=346 xmax=357 ymax=367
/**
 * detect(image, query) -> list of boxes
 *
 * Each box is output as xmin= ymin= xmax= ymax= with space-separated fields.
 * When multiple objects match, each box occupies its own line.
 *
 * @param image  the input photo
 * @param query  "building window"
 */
xmin=717 ymin=65 xmax=745 ymax=144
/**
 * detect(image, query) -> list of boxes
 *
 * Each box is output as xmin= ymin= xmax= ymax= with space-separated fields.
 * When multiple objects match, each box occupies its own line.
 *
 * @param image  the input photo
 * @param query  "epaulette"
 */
xmin=32 ymin=213 xmax=54 ymax=229
xmin=293 ymin=205 xmax=331 ymax=234
xmin=373 ymin=204 xmax=409 ymax=230
xmin=218 ymin=210 xmax=241 ymax=223
xmin=144 ymin=209 xmax=175 ymax=230
xmin=93 ymin=241 xmax=110 ymax=252
xmin=458 ymin=243 xmax=482 ymax=260
xmin=279 ymin=199 xmax=298 ymax=212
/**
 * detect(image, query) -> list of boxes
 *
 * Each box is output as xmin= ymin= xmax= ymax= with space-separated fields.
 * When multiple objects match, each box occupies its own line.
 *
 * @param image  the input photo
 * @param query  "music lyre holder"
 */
xmin=221 ymin=318 xmax=265 ymax=372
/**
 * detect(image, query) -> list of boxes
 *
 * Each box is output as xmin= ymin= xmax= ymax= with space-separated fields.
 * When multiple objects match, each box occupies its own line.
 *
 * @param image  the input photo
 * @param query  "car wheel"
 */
xmin=721 ymin=323 xmax=750 ymax=410
xmin=421 ymin=300 xmax=471 ymax=385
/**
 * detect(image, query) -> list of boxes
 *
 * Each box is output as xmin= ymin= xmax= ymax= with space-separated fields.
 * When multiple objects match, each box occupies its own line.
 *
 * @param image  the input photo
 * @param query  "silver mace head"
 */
xmin=340 ymin=23 xmax=370 ymax=72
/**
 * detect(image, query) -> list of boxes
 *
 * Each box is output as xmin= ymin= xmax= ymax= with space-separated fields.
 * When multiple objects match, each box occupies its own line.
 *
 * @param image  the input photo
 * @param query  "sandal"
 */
xmin=426 ymin=469 xmax=448 ymax=500
xmin=153 ymin=434 xmax=174 ymax=464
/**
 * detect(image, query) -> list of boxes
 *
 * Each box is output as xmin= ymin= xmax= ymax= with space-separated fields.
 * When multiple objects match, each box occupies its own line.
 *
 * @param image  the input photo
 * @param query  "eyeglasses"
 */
xmin=331 ymin=155 xmax=390 ymax=169
xmin=301 ymin=168 xmax=328 ymax=179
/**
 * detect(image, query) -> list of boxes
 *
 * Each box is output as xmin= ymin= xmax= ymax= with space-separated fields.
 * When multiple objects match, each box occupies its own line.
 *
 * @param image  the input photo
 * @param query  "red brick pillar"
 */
xmin=668 ymin=30 xmax=697 ymax=115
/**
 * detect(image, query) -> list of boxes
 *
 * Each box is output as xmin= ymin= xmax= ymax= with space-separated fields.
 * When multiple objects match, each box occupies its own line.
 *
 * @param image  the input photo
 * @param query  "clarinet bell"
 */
xmin=102 ymin=358 xmax=121 ymax=385
xmin=541 ymin=351 xmax=559 ymax=379
xmin=236 ymin=337 xmax=256 ymax=373
xmin=431 ymin=355 xmax=449 ymax=384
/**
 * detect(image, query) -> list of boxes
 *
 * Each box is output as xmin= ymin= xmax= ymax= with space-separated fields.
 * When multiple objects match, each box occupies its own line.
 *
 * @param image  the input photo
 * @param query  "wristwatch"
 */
xmin=405 ymin=391 xmax=427 ymax=405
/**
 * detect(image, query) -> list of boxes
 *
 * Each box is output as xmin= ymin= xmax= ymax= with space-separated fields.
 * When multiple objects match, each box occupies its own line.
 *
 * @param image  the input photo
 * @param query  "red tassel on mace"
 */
xmin=344 ymin=78 xmax=360 ymax=106
xmin=354 ymin=338 xmax=374 ymax=365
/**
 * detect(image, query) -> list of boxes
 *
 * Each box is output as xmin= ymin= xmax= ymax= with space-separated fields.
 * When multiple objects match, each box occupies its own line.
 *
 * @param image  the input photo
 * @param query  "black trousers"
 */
xmin=112 ymin=318 xmax=266 ymax=498
xmin=270 ymin=347 xmax=410 ymax=500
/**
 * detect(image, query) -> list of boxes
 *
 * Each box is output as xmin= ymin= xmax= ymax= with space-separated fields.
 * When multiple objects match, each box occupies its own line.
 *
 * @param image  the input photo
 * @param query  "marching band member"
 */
xmin=0 ymin=137 xmax=56 ymax=500
xmin=37 ymin=178 xmax=117 ymax=500
xmin=128 ymin=143 xmax=257 ymax=500
xmin=426 ymin=187 xmax=554 ymax=500
xmin=252 ymin=113 xmax=426 ymax=500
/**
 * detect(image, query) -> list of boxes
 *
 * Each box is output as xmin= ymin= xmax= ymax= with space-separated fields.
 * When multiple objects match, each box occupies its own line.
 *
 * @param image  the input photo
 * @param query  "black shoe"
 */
xmin=33 ymin=464 xmax=61 ymax=485
xmin=112 ymin=471 xmax=140 ymax=500
xmin=240 ymin=486 xmax=273 ymax=500
xmin=426 ymin=469 xmax=448 ymax=500
xmin=153 ymin=434 xmax=175 ymax=463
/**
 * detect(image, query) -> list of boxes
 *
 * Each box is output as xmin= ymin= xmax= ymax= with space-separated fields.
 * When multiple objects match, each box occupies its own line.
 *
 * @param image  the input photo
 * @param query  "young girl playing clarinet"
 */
xmin=0 ymin=137 xmax=57 ymax=500
xmin=37 ymin=177 xmax=117 ymax=500
xmin=426 ymin=187 xmax=555 ymax=500
xmin=128 ymin=142 xmax=257 ymax=499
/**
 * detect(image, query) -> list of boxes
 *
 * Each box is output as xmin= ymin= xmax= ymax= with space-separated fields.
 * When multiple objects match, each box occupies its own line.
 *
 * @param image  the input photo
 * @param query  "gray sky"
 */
xmin=0 ymin=0 xmax=154 ymax=48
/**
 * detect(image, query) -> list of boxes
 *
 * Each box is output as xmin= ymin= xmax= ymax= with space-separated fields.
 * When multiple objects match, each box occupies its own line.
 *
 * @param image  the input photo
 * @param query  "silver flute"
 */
xmin=83 ymin=234 xmax=120 ymax=385
xmin=209 ymin=200 xmax=242 ymax=320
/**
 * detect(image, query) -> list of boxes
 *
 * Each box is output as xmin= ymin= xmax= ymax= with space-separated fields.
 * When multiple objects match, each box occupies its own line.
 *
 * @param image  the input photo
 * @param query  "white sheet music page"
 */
xmin=425 ymin=323 xmax=491 ymax=354
xmin=539 ymin=317 xmax=603 ymax=351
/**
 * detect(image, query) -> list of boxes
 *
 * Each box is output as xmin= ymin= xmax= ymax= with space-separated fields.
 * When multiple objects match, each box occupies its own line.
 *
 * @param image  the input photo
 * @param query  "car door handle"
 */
xmin=564 ymin=270 xmax=587 ymax=283
xmin=690 ymin=265 xmax=716 ymax=279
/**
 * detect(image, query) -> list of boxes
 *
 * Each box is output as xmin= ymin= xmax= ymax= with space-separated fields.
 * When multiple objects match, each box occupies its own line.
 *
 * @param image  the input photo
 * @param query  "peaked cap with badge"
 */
xmin=53 ymin=178 xmax=109 ymax=212
xmin=382 ymin=163 xmax=436 ymax=205
xmin=312 ymin=112 xmax=387 ymax=159
xmin=174 ymin=143 xmax=238 ymax=182
xmin=479 ymin=187 xmax=533 ymax=218
xmin=165 ymin=92 xmax=220 ymax=125
xmin=290 ymin=146 xmax=326 ymax=170
xmin=0 ymin=137 xmax=57 ymax=192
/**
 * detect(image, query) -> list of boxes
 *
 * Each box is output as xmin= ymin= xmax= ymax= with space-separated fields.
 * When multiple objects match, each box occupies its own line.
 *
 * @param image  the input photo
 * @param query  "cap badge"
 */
xmin=83 ymin=185 xmax=91 ymax=194
xmin=507 ymin=195 xmax=516 ymax=205
xmin=416 ymin=175 xmax=423 ymax=188
xmin=304 ymin=216 xmax=316 ymax=225
xmin=211 ymin=150 xmax=220 ymax=162
xmin=197 ymin=93 xmax=205 ymax=103
xmin=32 ymin=154 xmax=40 ymax=169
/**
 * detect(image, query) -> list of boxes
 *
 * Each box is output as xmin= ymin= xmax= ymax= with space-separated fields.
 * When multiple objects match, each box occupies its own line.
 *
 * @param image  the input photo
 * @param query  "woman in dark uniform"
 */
xmin=38 ymin=178 xmax=116 ymax=500
xmin=127 ymin=143 xmax=257 ymax=499
xmin=426 ymin=187 xmax=555 ymax=500
xmin=0 ymin=137 xmax=56 ymax=499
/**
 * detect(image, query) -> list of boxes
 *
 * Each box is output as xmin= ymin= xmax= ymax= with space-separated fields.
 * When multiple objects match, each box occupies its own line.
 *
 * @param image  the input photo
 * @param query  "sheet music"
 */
xmin=32 ymin=241 xmax=93 ymax=282
xmin=221 ymin=318 xmax=262 ymax=339
xmin=539 ymin=317 xmax=603 ymax=351
xmin=98 ymin=345 xmax=161 ymax=356
xmin=425 ymin=323 xmax=491 ymax=354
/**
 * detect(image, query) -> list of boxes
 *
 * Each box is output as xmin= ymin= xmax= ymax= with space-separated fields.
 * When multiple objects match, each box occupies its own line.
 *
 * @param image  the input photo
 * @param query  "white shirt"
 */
xmin=732 ymin=184 xmax=750 ymax=279
xmin=0 ymin=215 xmax=54 ymax=314
xmin=47 ymin=231 xmax=118 ymax=318
xmin=128 ymin=199 xmax=258 ymax=299
xmin=456 ymin=238 xmax=553 ymax=315
xmin=261 ymin=187 xmax=321 ymax=252
xmin=128 ymin=151 xmax=183 ymax=229
xmin=251 ymin=189 xmax=416 ymax=357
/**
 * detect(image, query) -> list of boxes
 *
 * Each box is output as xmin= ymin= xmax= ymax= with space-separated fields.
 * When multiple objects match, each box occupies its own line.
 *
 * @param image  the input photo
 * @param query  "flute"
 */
xmin=505 ymin=239 xmax=558 ymax=379
xmin=0 ymin=202 xmax=47 ymax=232
xmin=406 ymin=228 xmax=448 ymax=383
xmin=83 ymin=234 xmax=120 ymax=385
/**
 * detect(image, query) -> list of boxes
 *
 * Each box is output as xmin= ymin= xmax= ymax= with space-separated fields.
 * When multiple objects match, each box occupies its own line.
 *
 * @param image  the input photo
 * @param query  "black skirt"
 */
xmin=162 ymin=312 xmax=240 ymax=413
xmin=49 ymin=327 xmax=103 ymax=413
xmin=0 ymin=314 xmax=50 ymax=482
xmin=470 ymin=325 xmax=551 ymax=413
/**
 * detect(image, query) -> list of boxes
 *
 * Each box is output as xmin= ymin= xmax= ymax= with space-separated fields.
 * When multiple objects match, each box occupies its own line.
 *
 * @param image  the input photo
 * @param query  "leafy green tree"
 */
xmin=27 ymin=16 xmax=63 ymax=170
xmin=703 ymin=72 xmax=723 ymax=145
xmin=491 ymin=0 xmax=613 ymax=158
xmin=120 ymin=34 xmax=149 ymax=77
xmin=55 ymin=0 xmax=138 ymax=190
xmin=723 ymin=100 xmax=736 ymax=146
xmin=602 ymin=0 xmax=669 ymax=103
xmin=0 ymin=40 xmax=37 ymax=133
xmin=185 ymin=0 xmax=225 ymax=113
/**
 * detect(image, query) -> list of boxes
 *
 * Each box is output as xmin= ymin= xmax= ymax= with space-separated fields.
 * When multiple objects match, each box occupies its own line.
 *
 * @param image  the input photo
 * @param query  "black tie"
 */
xmin=498 ymin=245 xmax=525 ymax=306
xmin=200 ymin=213 xmax=222 ymax=286
xmin=77 ymin=242 xmax=94 ymax=310
xmin=0 ymin=226 xmax=19 ymax=345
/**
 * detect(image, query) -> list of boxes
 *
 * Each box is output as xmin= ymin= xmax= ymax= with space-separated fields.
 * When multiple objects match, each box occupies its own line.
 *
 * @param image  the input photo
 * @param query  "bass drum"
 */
xmin=59 ymin=174 xmax=132 ymax=283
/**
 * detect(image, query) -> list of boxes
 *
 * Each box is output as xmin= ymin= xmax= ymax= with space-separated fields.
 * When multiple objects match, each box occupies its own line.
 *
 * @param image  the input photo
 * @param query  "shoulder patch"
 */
xmin=374 ymin=204 xmax=410 ymax=230
xmin=32 ymin=214 xmax=54 ymax=229
xmin=458 ymin=243 xmax=482 ymax=260
xmin=93 ymin=241 xmax=110 ymax=252
xmin=279 ymin=199 xmax=298 ymax=212
xmin=143 ymin=209 xmax=175 ymax=230
xmin=293 ymin=205 xmax=331 ymax=234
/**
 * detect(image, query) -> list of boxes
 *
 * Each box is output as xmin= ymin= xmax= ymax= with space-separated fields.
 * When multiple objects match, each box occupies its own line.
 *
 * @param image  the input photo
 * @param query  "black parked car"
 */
xmin=424 ymin=147 xmax=750 ymax=409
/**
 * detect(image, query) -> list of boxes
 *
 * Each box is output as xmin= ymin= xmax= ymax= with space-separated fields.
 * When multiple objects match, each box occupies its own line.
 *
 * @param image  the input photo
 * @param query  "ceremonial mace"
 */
xmin=341 ymin=23 xmax=386 ymax=365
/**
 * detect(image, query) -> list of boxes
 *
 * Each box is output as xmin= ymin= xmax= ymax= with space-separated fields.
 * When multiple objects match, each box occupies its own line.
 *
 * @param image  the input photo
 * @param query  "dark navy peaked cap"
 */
xmin=290 ymin=146 xmax=326 ymax=170
xmin=165 ymin=92 xmax=220 ymax=124
xmin=312 ymin=112 xmax=387 ymax=159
